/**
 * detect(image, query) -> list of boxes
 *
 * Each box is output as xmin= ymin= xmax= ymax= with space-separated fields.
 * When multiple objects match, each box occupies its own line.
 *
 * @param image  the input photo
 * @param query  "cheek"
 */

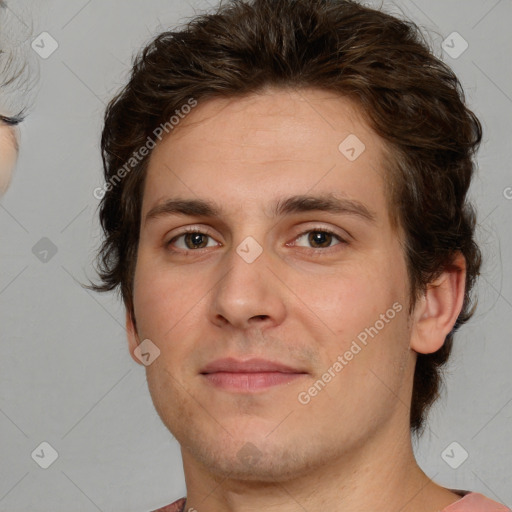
xmin=289 ymin=259 xmax=405 ymax=334
xmin=132 ymin=254 xmax=207 ymax=342
xmin=132 ymin=264 xmax=198 ymax=399
xmin=286 ymin=246 xmax=411 ymax=383
xmin=0 ymin=129 xmax=17 ymax=195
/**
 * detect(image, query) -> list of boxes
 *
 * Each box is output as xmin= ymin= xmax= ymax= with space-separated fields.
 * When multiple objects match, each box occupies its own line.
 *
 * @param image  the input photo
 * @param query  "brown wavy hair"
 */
xmin=87 ymin=0 xmax=482 ymax=436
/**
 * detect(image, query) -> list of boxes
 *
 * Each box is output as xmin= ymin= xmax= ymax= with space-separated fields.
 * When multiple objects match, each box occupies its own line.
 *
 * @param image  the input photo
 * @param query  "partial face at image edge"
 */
xmin=0 ymin=116 xmax=20 ymax=195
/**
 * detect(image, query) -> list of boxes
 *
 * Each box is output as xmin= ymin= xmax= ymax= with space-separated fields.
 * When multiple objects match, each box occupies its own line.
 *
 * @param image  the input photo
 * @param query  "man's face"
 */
xmin=0 ymin=120 xmax=17 ymax=195
xmin=129 ymin=88 xmax=417 ymax=480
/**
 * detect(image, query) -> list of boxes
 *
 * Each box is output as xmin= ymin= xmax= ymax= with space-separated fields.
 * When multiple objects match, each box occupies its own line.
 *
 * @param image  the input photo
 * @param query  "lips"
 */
xmin=200 ymin=357 xmax=305 ymax=374
xmin=200 ymin=357 xmax=308 ymax=392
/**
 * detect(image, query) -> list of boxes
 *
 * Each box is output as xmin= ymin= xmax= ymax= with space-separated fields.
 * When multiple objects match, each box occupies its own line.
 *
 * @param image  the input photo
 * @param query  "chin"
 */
xmin=180 ymin=424 xmax=327 ymax=483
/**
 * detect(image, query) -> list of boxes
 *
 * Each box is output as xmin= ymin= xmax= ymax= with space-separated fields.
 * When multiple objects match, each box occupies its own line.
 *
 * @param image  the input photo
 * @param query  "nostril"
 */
xmin=251 ymin=315 xmax=269 ymax=321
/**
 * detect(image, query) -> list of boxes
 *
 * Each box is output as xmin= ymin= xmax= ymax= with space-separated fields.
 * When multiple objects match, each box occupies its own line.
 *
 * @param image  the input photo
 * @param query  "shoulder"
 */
xmin=150 ymin=497 xmax=187 ymax=512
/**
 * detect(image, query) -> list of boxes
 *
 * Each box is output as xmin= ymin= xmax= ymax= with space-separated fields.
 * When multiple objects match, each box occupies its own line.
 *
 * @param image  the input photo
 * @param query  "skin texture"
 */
xmin=126 ymin=88 xmax=467 ymax=512
xmin=0 ymin=122 xmax=17 ymax=195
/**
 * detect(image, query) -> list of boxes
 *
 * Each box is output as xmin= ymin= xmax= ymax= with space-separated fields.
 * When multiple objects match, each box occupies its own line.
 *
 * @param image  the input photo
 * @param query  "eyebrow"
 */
xmin=144 ymin=193 xmax=377 ymax=227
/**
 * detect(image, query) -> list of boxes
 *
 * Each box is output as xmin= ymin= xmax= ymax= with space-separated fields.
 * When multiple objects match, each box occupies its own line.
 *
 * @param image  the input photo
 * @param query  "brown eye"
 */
xmin=307 ymin=231 xmax=335 ymax=248
xmin=293 ymin=229 xmax=346 ymax=250
xmin=183 ymin=232 xmax=209 ymax=249
xmin=167 ymin=229 xmax=219 ymax=252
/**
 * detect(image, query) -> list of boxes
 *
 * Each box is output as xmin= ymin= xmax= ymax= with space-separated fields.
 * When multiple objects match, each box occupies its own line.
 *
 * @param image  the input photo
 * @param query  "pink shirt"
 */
xmin=151 ymin=491 xmax=511 ymax=511
xmin=442 ymin=491 xmax=511 ymax=511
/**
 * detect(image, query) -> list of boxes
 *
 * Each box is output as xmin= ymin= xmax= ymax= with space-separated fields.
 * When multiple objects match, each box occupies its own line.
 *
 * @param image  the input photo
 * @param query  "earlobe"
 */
xmin=126 ymin=309 xmax=143 ymax=365
xmin=410 ymin=253 xmax=467 ymax=355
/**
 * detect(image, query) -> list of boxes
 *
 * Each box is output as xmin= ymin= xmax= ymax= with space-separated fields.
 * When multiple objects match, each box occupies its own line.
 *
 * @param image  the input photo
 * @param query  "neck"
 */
xmin=180 ymin=417 xmax=461 ymax=512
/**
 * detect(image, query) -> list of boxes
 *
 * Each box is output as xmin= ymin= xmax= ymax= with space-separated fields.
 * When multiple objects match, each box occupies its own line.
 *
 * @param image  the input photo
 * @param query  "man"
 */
xmin=89 ymin=0 xmax=510 ymax=510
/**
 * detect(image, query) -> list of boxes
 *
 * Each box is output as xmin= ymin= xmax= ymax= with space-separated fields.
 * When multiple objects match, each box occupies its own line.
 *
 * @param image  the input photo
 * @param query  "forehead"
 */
xmin=142 ymin=88 xmax=392 ymax=224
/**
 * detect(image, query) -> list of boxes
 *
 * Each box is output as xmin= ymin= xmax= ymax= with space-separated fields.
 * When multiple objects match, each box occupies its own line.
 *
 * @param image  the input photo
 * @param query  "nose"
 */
xmin=208 ymin=239 xmax=287 ymax=330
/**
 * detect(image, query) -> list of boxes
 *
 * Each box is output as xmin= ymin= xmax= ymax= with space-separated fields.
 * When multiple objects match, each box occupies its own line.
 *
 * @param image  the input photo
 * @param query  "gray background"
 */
xmin=0 ymin=1 xmax=511 ymax=511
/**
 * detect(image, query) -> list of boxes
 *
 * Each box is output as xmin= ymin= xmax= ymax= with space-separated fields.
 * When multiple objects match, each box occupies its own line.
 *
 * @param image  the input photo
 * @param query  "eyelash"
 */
xmin=0 ymin=114 xmax=24 ymax=126
xmin=165 ymin=226 xmax=348 ymax=254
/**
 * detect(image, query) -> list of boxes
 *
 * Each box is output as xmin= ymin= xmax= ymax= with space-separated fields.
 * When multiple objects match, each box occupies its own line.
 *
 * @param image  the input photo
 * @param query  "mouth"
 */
xmin=200 ymin=357 xmax=308 ymax=392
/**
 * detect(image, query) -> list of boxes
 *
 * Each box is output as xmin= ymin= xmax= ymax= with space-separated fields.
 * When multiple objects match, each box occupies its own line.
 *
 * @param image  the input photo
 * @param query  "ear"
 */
xmin=126 ymin=309 xmax=143 ymax=366
xmin=410 ymin=253 xmax=466 ymax=354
